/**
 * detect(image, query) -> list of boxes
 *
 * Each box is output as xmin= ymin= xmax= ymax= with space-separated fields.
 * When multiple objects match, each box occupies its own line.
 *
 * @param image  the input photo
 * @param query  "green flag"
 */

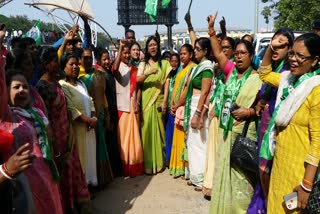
xmin=145 ymin=0 xmax=158 ymax=22
xmin=23 ymin=20 xmax=41 ymax=46
xmin=162 ymin=0 xmax=171 ymax=8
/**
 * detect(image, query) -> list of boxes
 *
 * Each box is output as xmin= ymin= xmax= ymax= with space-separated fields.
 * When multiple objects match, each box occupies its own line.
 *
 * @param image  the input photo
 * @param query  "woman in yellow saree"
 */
xmin=137 ymin=36 xmax=172 ymax=174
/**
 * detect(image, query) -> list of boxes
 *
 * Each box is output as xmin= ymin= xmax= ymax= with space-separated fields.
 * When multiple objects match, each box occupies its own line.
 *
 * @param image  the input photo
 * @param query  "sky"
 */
xmin=0 ymin=0 xmax=273 ymax=39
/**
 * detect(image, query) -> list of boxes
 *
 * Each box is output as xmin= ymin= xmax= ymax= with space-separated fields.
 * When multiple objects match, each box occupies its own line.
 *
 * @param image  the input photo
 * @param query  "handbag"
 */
xmin=230 ymin=118 xmax=259 ymax=174
xmin=307 ymin=180 xmax=320 ymax=213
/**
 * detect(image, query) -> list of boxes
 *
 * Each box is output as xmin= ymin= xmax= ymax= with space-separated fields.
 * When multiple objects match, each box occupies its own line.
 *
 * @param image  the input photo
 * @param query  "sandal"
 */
xmin=194 ymin=186 xmax=202 ymax=192
xmin=187 ymin=180 xmax=194 ymax=186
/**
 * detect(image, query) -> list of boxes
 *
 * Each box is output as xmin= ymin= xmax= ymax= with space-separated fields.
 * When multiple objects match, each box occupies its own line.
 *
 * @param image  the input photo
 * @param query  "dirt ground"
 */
xmin=92 ymin=169 xmax=210 ymax=214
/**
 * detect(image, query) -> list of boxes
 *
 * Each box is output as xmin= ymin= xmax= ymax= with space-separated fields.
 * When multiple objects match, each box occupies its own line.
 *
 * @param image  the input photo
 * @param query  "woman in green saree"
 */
xmin=207 ymin=13 xmax=262 ymax=213
xmin=137 ymin=36 xmax=172 ymax=174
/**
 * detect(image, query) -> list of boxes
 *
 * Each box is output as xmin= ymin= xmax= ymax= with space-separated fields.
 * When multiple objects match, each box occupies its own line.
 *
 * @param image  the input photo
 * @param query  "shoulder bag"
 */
xmin=230 ymin=118 xmax=259 ymax=174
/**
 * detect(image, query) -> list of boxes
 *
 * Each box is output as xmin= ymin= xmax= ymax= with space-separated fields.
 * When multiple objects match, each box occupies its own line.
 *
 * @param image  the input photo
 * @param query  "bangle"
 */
xmin=208 ymin=31 xmax=216 ymax=37
xmin=194 ymin=111 xmax=201 ymax=117
xmin=300 ymin=181 xmax=312 ymax=193
xmin=196 ymin=108 xmax=202 ymax=113
xmin=303 ymin=178 xmax=314 ymax=187
xmin=204 ymin=104 xmax=209 ymax=109
xmin=3 ymin=163 xmax=14 ymax=177
xmin=0 ymin=164 xmax=14 ymax=180
xmin=270 ymin=45 xmax=275 ymax=52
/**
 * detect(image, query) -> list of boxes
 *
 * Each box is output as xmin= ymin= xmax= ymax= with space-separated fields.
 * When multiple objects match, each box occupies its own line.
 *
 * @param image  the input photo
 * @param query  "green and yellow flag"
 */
xmin=23 ymin=20 xmax=42 ymax=46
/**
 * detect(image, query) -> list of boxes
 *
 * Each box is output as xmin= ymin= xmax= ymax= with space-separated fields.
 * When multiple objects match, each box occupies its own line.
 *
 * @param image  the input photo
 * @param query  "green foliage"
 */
xmin=261 ymin=0 xmax=320 ymax=31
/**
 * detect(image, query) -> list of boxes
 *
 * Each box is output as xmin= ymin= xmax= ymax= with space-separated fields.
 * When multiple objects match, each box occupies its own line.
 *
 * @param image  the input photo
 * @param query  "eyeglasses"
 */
xmin=288 ymin=50 xmax=313 ymax=63
xmin=194 ymin=47 xmax=203 ymax=52
xmin=234 ymin=51 xmax=248 ymax=58
xmin=222 ymin=46 xmax=231 ymax=50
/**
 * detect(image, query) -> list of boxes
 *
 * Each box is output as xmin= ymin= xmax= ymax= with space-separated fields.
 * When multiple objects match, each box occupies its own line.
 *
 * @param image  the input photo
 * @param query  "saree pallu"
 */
xmin=209 ymin=73 xmax=262 ymax=214
xmin=202 ymin=104 xmax=219 ymax=196
xmin=186 ymin=94 xmax=209 ymax=187
xmin=118 ymin=98 xmax=144 ymax=177
xmin=141 ymin=60 xmax=171 ymax=174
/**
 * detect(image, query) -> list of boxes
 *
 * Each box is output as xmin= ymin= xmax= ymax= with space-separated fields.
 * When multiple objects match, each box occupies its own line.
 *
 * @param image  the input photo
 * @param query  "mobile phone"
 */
xmin=283 ymin=192 xmax=298 ymax=210
xmin=157 ymin=106 xmax=162 ymax=112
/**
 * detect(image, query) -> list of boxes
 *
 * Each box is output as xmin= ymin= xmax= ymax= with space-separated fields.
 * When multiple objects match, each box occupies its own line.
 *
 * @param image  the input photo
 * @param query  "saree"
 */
xmin=59 ymin=79 xmax=98 ymax=186
xmin=169 ymin=62 xmax=196 ymax=177
xmin=36 ymin=80 xmax=90 ymax=210
xmin=165 ymin=67 xmax=180 ymax=166
xmin=81 ymin=70 xmax=114 ymax=186
xmin=141 ymin=60 xmax=171 ymax=174
xmin=184 ymin=60 xmax=213 ymax=187
xmin=117 ymin=64 xmax=144 ymax=177
xmin=209 ymin=73 xmax=262 ymax=214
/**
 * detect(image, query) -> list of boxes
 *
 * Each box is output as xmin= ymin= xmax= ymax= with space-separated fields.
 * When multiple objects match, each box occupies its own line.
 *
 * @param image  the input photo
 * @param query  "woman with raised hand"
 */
xmin=259 ymin=33 xmax=320 ymax=213
xmin=247 ymin=27 xmax=294 ymax=214
xmin=112 ymin=40 xmax=144 ymax=177
xmin=183 ymin=37 xmax=213 ymax=191
xmin=169 ymin=44 xmax=196 ymax=178
xmin=137 ymin=36 xmax=172 ymax=174
xmin=59 ymin=54 xmax=98 ymax=186
xmin=207 ymin=12 xmax=262 ymax=213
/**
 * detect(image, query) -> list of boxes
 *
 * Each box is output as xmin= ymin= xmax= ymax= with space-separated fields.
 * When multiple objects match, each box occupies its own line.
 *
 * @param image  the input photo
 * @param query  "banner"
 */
xmin=23 ymin=20 xmax=41 ymax=46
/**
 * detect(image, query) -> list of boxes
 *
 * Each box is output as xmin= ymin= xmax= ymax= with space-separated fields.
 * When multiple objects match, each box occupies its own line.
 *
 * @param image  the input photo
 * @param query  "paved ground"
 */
xmin=92 ymin=169 xmax=210 ymax=214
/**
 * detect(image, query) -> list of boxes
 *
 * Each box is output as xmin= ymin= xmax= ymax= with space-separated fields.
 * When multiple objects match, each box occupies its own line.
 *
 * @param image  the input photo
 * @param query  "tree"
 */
xmin=261 ymin=0 xmax=320 ymax=31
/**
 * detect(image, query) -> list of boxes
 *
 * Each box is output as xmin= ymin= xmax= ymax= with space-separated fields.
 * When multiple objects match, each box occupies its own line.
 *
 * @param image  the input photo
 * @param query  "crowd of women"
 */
xmin=1 ymin=10 xmax=320 ymax=214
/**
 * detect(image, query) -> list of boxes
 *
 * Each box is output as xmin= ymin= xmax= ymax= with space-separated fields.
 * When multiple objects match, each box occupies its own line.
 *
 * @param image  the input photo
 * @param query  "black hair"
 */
xmin=222 ymin=37 xmax=236 ymax=51
xmin=161 ymin=51 xmax=171 ymax=60
xmin=94 ymin=47 xmax=109 ymax=61
xmin=295 ymin=33 xmax=320 ymax=70
xmin=144 ymin=36 xmax=162 ymax=68
xmin=10 ymin=37 xmax=21 ymax=49
xmin=18 ymin=37 xmax=36 ymax=49
xmin=194 ymin=37 xmax=212 ymax=58
xmin=60 ymin=53 xmax=78 ymax=70
xmin=180 ymin=43 xmax=194 ymax=54
xmin=40 ymin=47 xmax=58 ymax=66
xmin=235 ymin=39 xmax=254 ymax=56
xmin=125 ymin=29 xmax=135 ymax=36
xmin=241 ymin=34 xmax=254 ymax=43
xmin=5 ymin=48 xmax=33 ymax=71
xmin=130 ymin=42 xmax=141 ymax=51
xmin=5 ymin=69 xmax=26 ymax=87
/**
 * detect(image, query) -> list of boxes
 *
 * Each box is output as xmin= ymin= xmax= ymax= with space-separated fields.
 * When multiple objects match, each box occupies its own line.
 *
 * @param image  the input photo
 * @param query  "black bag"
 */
xmin=230 ymin=119 xmax=259 ymax=174
xmin=307 ymin=180 xmax=320 ymax=214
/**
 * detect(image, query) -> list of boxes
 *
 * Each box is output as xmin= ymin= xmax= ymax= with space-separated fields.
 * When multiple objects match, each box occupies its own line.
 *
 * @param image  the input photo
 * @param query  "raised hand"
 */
xmin=207 ymin=11 xmax=218 ymax=30
xmin=271 ymin=34 xmax=289 ymax=49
